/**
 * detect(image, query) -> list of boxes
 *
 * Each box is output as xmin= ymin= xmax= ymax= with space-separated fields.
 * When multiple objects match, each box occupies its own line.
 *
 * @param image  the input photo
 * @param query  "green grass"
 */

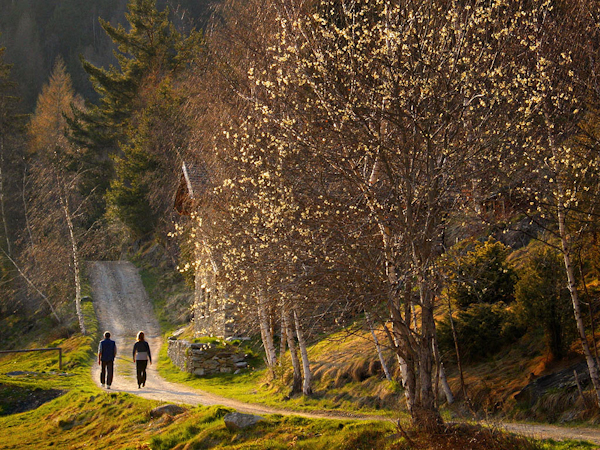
xmin=0 ymin=266 xmax=596 ymax=449
xmin=0 ymin=337 xmax=402 ymax=450
xmin=156 ymin=328 xmax=400 ymax=418
xmin=537 ymin=441 xmax=598 ymax=450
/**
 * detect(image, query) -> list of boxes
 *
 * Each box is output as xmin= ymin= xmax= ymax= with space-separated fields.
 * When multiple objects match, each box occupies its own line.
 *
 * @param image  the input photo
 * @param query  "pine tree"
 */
xmin=68 ymin=0 xmax=203 ymax=233
xmin=25 ymin=58 xmax=88 ymax=332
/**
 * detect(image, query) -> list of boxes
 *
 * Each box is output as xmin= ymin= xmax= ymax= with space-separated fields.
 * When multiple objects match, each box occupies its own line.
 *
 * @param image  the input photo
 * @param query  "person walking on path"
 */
xmin=98 ymin=331 xmax=117 ymax=389
xmin=133 ymin=331 xmax=152 ymax=389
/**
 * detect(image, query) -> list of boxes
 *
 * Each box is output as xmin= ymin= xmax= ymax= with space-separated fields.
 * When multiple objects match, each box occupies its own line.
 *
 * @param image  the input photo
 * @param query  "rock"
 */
xmin=193 ymin=368 xmax=205 ymax=376
xmin=515 ymin=361 xmax=589 ymax=406
xmin=150 ymin=404 xmax=186 ymax=418
xmin=235 ymin=361 xmax=248 ymax=368
xmin=223 ymin=412 xmax=263 ymax=431
xmin=220 ymin=367 xmax=232 ymax=374
xmin=171 ymin=327 xmax=187 ymax=338
xmin=6 ymin=371 xmax=35 ymax=376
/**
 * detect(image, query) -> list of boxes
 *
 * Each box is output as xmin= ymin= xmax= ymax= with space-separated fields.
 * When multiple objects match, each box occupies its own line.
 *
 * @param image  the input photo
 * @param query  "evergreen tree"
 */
xmin=69 ymin=0 xmax=203 ymax=236
xmin=24 ymin=58 xmax=88 ymax=331
xmin=70 ymin=0 xmax=202 ymax=152
xmin=516 ymin=245 xmax=575 ymax=360
xmin=443 ymin=238 xmax=517 ymax=309
xmin=106 ymin=78 xmax=189 ymax=236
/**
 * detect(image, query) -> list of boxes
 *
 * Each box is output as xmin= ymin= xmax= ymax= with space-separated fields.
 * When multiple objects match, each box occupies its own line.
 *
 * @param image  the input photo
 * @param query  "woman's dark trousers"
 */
xmin=136 ymin=360 xmax=148 ymax=387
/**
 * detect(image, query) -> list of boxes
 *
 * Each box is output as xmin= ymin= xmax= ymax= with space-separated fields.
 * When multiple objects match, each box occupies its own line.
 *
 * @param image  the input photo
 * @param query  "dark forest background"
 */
xmin=0 ymin=0 xmax=216 ymax=111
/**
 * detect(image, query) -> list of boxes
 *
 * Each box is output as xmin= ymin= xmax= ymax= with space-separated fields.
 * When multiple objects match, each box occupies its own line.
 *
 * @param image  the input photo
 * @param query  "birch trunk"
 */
xmin=558 ymin=206 xmax=600 ymax=406
xmin=545 ymin=111 xmax=600 ymax=407
xmin=258 ymin=290 xmax=277 ymax=373
xmin=60 ymin=188 xmax=86 ymax=335
xmin=293 ymin=308 xmax=312 ymax=396
xmin=433 ymin=330 xmax=454 ymax=404
xmin=284 ymin=304 xmax=302 ymax=394
xmin=366 ymin=312 xmax=392 ymax=381
xmin=279 ymin=304 xmax=287 ymax=368
xmin=383 ymin=322 xmax=409 ymax=385
xmin=22 ymin=168 xmax=35 ymax=249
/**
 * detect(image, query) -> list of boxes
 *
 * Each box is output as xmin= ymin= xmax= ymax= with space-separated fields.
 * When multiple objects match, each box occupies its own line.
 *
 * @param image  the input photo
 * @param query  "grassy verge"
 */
xmin=0 ymin=342 xmax=593 ymax=450
xmin=155 ymin=339 xmax=399 ymax=418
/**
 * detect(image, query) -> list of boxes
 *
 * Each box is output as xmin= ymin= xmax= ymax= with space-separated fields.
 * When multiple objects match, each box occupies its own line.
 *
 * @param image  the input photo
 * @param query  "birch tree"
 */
xmin=245 ymin=0 xmax=512 ymax=429
xmin=492 ymin=0 xmax=600 ymax=406
xmin=24 ymin=58 xmax=89 ymax=333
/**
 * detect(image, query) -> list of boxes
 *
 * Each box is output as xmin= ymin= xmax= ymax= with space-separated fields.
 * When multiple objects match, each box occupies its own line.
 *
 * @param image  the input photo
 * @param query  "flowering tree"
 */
xmin=239 ymin=0 xmax=517 ymax=429
xmin=492 ymin=0 xmax=600 ymax=406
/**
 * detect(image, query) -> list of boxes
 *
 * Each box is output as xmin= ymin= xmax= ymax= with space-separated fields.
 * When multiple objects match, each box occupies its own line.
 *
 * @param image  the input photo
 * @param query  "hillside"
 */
xmin=2 ymin=0 xmax=600 ymax=447
xmin=0 ymin=260 xmax=597 ymax=449
xmin=131 ymin=243 xmax=600 ymax=438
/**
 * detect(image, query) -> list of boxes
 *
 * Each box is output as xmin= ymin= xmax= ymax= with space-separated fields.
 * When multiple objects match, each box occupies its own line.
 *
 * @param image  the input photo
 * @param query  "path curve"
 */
xmin=89 ymin=261 xmax=600 ymax=445
xmin=89 ymin=261 xmax=368 ymax=420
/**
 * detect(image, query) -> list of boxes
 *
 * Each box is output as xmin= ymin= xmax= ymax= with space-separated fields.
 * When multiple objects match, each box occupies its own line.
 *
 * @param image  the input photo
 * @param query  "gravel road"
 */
xmin=89 ymin=261 xmax=600 ymax=446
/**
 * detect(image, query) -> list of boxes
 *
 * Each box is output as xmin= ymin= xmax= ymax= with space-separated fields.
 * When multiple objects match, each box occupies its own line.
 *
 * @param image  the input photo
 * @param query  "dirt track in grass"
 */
xmin=89 ymin=261 xmax=600 ymax=445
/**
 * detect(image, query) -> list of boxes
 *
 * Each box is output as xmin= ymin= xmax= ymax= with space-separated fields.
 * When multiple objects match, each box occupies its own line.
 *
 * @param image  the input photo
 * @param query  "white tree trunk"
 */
xmin=0 ymin=138 xmax=11 ymax=255
xmin=60 ymin=189 xmax=86 ymax=335
xmin=366 ymin=312 xmax=392 ymax=381
xmin=284 ymin=304 xmax=302 ymax=394
xmin=546 ymin=111 xmax=600 ymax=407
xmin=258 ymin=290 xmax=277 ymax=372
xmin=558 ymin=205 xmax=600 ymax=406
xmin=279 ymin=303 xmax=287 ymax=367
xmin=433 ymin=331 xmax=454 ymax=404
xmin=21 ymin=168 xmax=35 ymax=249
xmin=293 ymin=308 xmax=312 ymax=396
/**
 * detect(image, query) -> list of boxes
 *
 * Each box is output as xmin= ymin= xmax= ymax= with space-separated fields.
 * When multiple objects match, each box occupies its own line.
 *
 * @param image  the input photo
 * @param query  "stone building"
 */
xmin=174 ymin=161 xmax=239 ymax=338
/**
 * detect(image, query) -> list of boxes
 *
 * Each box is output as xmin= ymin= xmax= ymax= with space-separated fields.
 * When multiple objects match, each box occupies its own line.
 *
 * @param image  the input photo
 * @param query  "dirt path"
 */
xmin=89 ymin=261 xmax=600 ymax=446
xmin=89 ymin=261 xmax=364 ymax=420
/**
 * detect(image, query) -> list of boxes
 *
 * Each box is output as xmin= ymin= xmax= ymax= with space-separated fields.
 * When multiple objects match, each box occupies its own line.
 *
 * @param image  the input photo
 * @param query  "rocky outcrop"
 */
xmin=514 ymin=361 xmax=589 ymax=406
xmin=167 ymin=337 xmax=248 ymax=376
xmin=223 ymin=412 xmax=264 ymax=431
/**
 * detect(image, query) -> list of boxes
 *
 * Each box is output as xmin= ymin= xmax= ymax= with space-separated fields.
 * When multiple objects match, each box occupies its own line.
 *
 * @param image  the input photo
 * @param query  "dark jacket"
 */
xmin=133 ymin=340 xmax=151 ymax=362
xmin=98 ymin=339 xmax=117 ymax=362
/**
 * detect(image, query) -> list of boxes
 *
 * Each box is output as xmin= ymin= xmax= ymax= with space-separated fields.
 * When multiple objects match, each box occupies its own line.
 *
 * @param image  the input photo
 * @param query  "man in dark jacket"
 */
xmin=98 ymin=331 xmax=117 ymax=389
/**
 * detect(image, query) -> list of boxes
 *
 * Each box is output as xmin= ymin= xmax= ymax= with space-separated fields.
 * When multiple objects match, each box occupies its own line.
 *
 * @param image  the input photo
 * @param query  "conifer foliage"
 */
xmin=69 ymin=0 xmax=203 ymax=236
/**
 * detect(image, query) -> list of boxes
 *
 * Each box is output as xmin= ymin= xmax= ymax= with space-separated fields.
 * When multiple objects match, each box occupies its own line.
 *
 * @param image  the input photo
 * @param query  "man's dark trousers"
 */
xmin=101 ymin=361 xmax=114 ymax=386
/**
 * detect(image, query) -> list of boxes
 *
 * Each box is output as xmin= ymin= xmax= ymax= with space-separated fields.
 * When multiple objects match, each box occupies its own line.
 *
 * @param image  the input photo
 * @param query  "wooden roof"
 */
xmin=174 ymin=161 xmax=209 ymax=215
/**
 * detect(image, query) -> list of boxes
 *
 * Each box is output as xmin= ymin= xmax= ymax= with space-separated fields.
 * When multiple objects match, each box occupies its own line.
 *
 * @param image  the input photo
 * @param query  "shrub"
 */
xmin=443 ymin=238 xmax=517 ymax=308
xmin=515 ymin=245 xmax=575 ymax=360
xmin=438 ymin=302 xmax=525 ymax=363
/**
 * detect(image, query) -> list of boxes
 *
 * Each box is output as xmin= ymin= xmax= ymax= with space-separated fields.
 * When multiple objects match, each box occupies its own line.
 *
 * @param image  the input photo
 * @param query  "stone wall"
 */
xmin=193 ymin=267 xmax=237 ymax=338
xmin=167 ymin=337 xmax=248 ymax=376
